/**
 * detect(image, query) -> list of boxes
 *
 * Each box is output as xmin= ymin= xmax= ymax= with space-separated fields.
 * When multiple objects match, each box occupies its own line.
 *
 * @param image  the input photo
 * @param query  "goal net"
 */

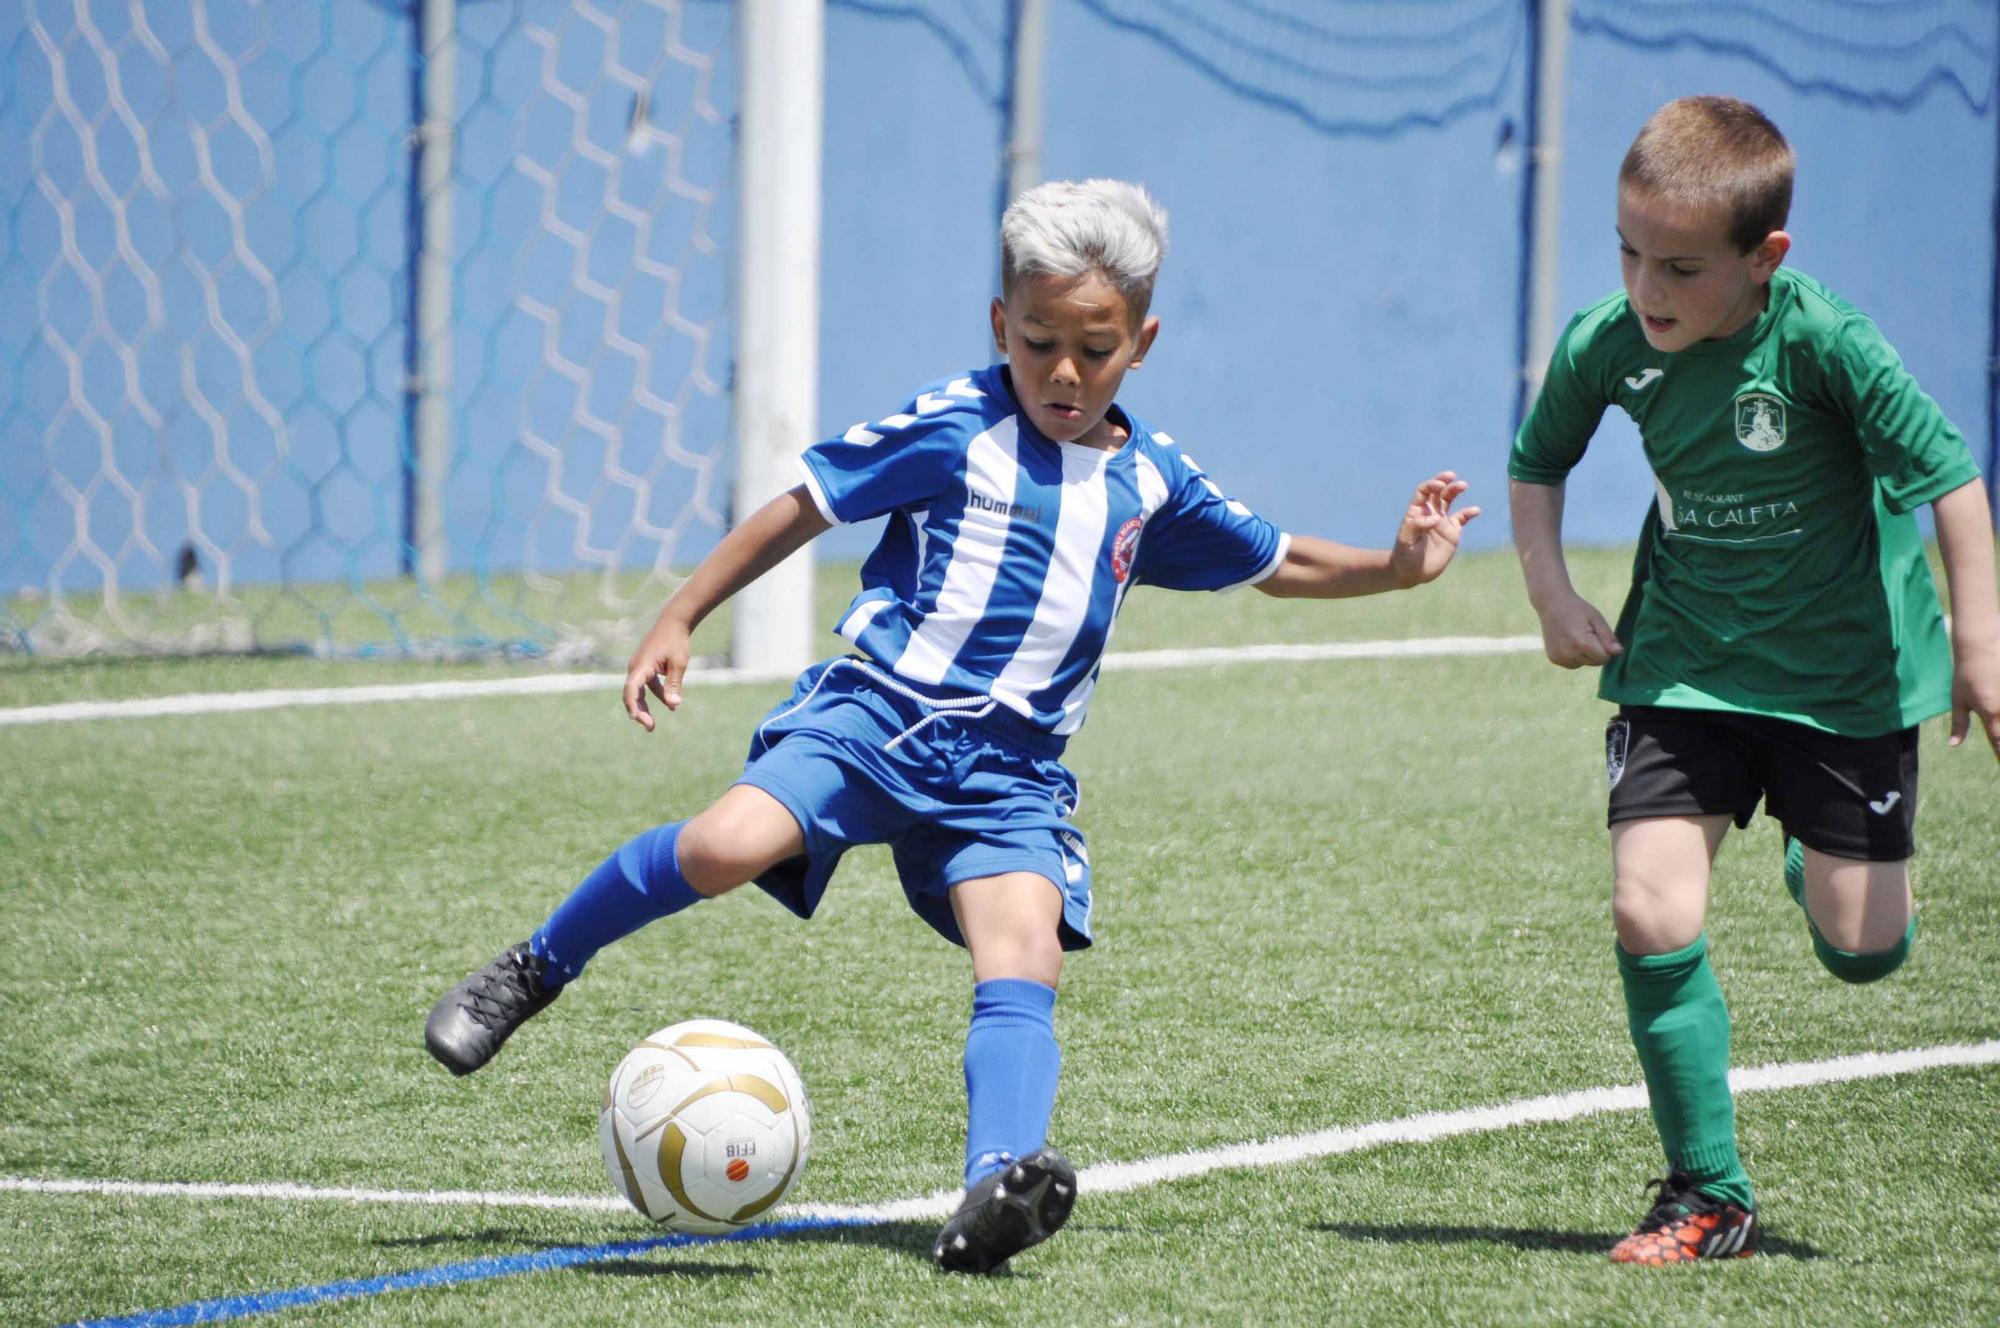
xmin=1 ymin=0 xmax=738 ymax=660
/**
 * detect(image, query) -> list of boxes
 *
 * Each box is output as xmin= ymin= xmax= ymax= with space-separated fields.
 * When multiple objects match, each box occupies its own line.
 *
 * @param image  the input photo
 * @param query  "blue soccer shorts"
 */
xmin=735 ymin=657 xmax=1094 ymax=949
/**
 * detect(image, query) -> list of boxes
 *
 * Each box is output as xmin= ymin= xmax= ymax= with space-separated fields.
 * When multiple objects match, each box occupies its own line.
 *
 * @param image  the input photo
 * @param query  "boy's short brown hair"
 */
xmin=1619 ymin=96 xmax=1794 ymax=253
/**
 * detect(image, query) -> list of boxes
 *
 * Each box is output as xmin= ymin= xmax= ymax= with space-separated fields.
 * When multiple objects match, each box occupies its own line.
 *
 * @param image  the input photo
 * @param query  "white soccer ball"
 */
xmin=599 ymin=1018 xmax=811 ymax=1234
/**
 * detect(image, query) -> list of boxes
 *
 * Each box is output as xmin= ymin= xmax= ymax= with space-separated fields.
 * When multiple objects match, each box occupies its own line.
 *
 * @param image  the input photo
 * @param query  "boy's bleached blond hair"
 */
xmin=1620 ymin=95 xmax=1794 ymax=253
xmin=999 ymin=179 xmax=1170 ymax=321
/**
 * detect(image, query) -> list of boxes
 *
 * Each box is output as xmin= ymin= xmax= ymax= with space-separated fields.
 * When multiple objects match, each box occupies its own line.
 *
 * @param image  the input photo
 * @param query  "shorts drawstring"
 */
xmin=852 ymin=660 xmax=998 ymax=751
xmin=758 ymin=658 xmax=998 ymax=756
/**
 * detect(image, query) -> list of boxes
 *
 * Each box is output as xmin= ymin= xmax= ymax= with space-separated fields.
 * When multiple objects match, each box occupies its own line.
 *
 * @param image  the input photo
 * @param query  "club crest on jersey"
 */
xmin=1733 ymin=393 xmax=1787 ymax=452
xmin=1110 ymin=517 xmax=1144 ymax=583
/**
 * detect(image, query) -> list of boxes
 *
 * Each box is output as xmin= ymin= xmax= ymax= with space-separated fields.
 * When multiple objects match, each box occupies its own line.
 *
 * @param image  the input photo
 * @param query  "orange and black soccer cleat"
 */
xmin=1609 ymin=1172 xmax=1759 ymax=1264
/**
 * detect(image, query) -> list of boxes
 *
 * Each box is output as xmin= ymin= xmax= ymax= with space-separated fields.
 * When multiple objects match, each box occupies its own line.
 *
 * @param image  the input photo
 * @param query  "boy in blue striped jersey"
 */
xmin=426 ymin=179 xmax=1480 ymax=1272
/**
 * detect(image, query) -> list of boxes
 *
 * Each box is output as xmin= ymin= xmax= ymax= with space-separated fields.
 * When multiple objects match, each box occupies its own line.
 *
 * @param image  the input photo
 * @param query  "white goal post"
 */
xmin=729 ymin=0 xmax=820 ymax=679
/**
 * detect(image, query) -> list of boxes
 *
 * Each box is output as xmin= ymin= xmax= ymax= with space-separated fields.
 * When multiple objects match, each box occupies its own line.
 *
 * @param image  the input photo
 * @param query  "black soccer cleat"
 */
xmin=424 ymin=942 xmax=560 ymax=1076
xmin=932 ymin=1148 xmax=1077 ymax=1274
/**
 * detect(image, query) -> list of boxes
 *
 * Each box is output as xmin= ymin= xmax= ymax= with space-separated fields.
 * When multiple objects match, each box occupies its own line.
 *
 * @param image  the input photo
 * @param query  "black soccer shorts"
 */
xmin=1604 ymin=705 xmax=1918 ymax=862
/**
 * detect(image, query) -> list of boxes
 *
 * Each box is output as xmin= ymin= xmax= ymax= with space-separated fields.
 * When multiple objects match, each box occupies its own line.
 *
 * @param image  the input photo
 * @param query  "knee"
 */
xmin=973 ymin=927 xmax=1064 ymax=989
xmin=1796 ymin=851 xmax=1913 ymax=981
xmin=1002 ymin=936 xmax=1065 ymax=988
xmin=956 ymin=872 xmax=1068 ymax=987
xmin=1612 ymin=878 xmax=1703 ymax=956
xmin=675 ymin=810 xmax=760 ymax=895
xmin=1812 ymin=919 xmax=1914 ymax=985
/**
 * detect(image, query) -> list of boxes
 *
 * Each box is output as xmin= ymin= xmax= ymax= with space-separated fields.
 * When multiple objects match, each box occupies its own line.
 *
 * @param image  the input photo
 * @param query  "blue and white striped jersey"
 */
xmin=796 ymin=364 xmax=1289 ymax=739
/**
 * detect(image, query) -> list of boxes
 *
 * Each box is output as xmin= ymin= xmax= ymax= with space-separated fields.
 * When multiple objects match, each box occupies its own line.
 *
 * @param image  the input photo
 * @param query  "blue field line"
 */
xmin=64 ymin=1215 xmax=875 ymax=1328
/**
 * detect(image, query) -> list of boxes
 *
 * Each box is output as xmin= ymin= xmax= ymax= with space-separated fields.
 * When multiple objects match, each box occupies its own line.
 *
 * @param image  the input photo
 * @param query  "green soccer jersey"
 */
xmin=1510 ymin=267 xmax=1981 ymax=737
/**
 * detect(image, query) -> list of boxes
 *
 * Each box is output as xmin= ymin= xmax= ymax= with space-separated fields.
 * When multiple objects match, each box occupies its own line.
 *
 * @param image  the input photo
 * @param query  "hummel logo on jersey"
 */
xmin=1867 ymin=791 xmax=1902 ymax=816
xmin=1624 ymin=368 xmax=1664 ymax=392
xmin=966 ymin=488 xmax=1042 ymax=523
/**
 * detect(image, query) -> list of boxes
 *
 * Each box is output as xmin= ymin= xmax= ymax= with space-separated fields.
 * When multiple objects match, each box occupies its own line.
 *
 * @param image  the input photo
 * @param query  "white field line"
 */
xmin=5 ymin=1038 xmax=1992 ymax=1226
xmin=0 ymin=1177 xmax=629 ymax=1213
xmin=0 ymin=636 xmax=1542 ymax=728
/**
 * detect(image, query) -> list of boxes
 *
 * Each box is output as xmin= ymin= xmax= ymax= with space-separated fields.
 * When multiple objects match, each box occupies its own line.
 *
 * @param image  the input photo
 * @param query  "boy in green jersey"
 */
xmin=1509 ymin=95 xmax=2000 ymax=1263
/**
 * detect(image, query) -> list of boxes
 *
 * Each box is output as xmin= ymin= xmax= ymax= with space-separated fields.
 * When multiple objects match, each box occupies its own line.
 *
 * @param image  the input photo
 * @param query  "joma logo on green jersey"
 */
xmin=1733 ymin=393 xmax=1787 ymax=452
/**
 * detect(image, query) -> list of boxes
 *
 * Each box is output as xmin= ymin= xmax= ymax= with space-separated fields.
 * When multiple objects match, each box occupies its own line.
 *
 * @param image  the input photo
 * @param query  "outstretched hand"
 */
xmin=1390 ymin=472 xmax=1481 ymax=587
xmin=622 ymin=616 xmax=693 ymax=732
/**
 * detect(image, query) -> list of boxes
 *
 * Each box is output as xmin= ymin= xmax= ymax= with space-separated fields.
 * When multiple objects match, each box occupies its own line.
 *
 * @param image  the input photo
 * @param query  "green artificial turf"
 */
xmin=3 ymin=545 xmax=1994 ymax=1326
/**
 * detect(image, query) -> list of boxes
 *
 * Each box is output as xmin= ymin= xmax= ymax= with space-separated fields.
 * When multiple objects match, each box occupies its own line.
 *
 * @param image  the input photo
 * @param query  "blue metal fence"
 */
xmin=2 ymin=0 xmax=1993 ymax=656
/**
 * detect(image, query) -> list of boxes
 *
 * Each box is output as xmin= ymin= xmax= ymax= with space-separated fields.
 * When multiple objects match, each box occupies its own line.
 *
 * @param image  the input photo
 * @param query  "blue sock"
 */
xmin=530 ymin=822 xmax=701 ymax=987
xmin=962 ymin=978 xmax=1060 ymax=1187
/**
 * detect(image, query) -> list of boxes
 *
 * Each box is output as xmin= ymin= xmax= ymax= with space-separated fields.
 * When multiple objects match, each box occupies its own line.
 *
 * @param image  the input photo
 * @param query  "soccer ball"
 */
xmin=599 ymin=1018 xmax=811 ymax=1234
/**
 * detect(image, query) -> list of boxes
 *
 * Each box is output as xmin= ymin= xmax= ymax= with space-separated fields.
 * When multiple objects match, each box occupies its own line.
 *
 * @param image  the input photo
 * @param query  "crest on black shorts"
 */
xmin=1605 ymin=719 xmax=1630 ymax=789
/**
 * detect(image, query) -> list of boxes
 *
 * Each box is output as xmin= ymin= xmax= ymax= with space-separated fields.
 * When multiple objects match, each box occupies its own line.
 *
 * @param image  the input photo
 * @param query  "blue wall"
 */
xmin=816 ymin=0 xmax=1998 ymax=554
xmin=816 ymin=0 xmax=1534 ymax=556
xmin=1546 ymin=1 xmax=1998 ymax=540
xmin=3 ymin=0 xmax=1995 ymax=598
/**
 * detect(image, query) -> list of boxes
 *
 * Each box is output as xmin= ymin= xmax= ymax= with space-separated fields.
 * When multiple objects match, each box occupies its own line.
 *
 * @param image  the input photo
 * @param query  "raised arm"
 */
xmin=1933 ymin=476 xmax=2000 ymax=758
xmin=622 ymin=485 xmax=833 ymax=730
xmin=1510 ymin=477 xmax=1622 ymax=668
xmin=1257 ymin=471 xmax=1479 ymax=599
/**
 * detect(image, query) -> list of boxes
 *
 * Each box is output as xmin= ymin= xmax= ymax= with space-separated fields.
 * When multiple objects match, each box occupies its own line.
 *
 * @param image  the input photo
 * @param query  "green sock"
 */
xmin=1617 ymin=935 xmax=1754 ymax=1211
xmin=1783 ymin=836 xmax=1805 ymax=908
xmin=1811 ymin=915 xmax=1916 ymax=984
